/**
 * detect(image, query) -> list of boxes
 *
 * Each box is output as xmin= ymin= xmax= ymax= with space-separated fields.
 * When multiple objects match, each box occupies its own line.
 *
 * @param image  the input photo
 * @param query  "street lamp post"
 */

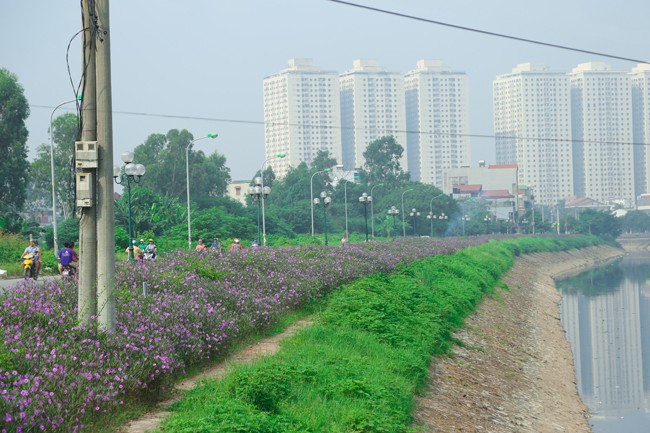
xmin=461 ymin=214 xmax=470 ymax=236
xmin=310 ymin=168 xmax=331 ymax=236
xmin=186 ymin=133 xmax=218 ymax=250
xmin=409 ymin=208 xmax=420 ymax=236
xmin=484 ymin=215 xmax=491 ymax=234
xmin=388 ymin=206 xmax=399 ymax=237
xmin=369 ymin=183 xmax=384 ymax=239
xmin=313 ymin=191 xmax=332 ymax=245
xmin=49 ymin=97 xmax=79 ymax=254
xmin=359 ymin=192 xmax=371 ymax=242
xmin=113 ymin=151 xmax=146 ymax=261
xmin=247 ymin=177 xmax=265 ymax=244
xmin=260 ymin=153 xmax=286 ymax=246
xmin=401 ymin=188 xmax=413 ymax=237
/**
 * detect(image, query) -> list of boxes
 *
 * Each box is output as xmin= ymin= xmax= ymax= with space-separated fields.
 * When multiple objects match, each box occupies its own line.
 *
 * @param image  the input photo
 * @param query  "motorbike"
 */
xmin=143 ymin=250 xmax=156 ymax=261
xmin=22 ymin=253 xmax=37 ymax=280
xmin=61 ymin=265 xmax=76 ymax=278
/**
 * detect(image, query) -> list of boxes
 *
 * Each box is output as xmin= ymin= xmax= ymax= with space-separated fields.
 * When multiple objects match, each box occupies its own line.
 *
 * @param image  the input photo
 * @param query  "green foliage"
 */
xmin=0 ymin=229 xmax=26 ymax=263
xmin=361 ymin=136 xmax=410 ymax=189
xmin=43 ymin=217 xmax=79 ymax=249
xmin=0 ymin=68 xmax=30 ymax=216
xmin=572 ymin=209 xmax=622 ymax=238
xmin=621 ymin=210 xmax=650 ymax=234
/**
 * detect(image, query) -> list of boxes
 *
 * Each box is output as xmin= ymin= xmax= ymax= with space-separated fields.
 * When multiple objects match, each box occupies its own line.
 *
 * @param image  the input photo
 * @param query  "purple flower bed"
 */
xmin=0 ymin=237 xmax=484 ymax=432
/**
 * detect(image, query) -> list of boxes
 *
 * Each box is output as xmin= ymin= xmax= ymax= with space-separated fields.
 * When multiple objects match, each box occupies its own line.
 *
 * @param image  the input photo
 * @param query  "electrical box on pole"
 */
xmin=75 ymin=141 xmax=99 ymax=168
xmin=76 ymin=172 xmax=94 ymax=207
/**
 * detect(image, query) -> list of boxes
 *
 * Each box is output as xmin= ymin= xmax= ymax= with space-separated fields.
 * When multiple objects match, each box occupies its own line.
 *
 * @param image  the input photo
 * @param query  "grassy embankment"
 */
xmin=158 ymin=236 xmax=603 ymax=433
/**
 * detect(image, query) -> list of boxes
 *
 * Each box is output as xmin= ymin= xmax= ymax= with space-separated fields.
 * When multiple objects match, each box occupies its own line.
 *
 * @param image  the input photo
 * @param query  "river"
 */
xmin=557 ymin=252 xmax=650 ymax=433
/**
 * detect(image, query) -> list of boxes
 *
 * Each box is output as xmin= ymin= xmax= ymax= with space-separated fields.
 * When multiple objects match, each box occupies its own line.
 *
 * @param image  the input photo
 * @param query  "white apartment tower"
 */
xmin=263 ymin=59 xmax=342 ymax=178
xmin=339 ymin=59 xmax=407 ymax=171
xmin=493 ymin=63 xmax=573 ymax=205
xmin=405 ymin=59 xmax=470 ymax=186
xmin=570 ymin=62 xmax=634 ymax=206
xmin=630 ymin=63 xmax=650 ymax=197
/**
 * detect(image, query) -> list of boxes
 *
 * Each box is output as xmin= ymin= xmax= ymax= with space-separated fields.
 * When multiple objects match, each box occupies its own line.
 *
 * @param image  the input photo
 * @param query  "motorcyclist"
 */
xmin=144 ymin=238 xmax=157 ymax=260
xmin=229 ymin=238 xmax=244 ymax=252
xmin=22 ymin=239 xmax=41 ymax=277
xmin=210 ymin=238 xmax=222 ymax=253
xmin=195 ymin=239 xmax=207 ymax=252
xmin=137 ymin=238 xmax=147 ymax=251
xmin=58 ymin=242 xmax=78 ymax=275
xmin=126 ymin=240 xmax=144 ymax=261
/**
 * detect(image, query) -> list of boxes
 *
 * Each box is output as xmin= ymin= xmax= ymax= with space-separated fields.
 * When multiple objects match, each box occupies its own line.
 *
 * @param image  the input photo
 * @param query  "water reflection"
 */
xmin=557 ymin=253 xmax=650 ymax=433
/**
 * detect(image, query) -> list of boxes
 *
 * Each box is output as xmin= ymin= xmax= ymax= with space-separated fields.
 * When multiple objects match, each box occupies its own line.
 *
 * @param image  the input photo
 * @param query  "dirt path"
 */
xmin=413 ymin=245 xmax=623 ymax=432
xmin=117 ymin=318 xmax=312 ymax=433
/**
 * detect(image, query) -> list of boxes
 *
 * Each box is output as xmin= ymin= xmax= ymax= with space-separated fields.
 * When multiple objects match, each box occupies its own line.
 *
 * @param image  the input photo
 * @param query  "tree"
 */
xmin=0 ymin=68 xmax=30 ymax=219
xmin=31 ymin=112 xmax=79 ymax=219
xmin=311 ymin=149 xmax=337 ymax=172
xmin=573 ymin=209 xmax=621 ymax=238
xmin=133 ymin=129 xmax=230 ymax=202
xmin=361 ymin=136 xmax=410 ymax=188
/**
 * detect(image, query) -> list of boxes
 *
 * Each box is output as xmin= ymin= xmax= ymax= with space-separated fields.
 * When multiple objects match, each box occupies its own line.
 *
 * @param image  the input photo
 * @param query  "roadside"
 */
xmin=413 ymin=245 xmax=623 ymax=432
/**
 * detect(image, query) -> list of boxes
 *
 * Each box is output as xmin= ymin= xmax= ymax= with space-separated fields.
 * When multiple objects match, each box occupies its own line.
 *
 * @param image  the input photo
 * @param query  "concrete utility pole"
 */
xmin=78 ymin=0 xmax=116 ymax=331
xmin=78 ymin=0 xmax=98 ymax=326
xmin=95 ymin=0 xmax=116 ymax=331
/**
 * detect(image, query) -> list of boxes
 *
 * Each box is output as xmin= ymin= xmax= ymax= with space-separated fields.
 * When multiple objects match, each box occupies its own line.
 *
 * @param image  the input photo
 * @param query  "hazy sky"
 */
xmin=2 ymin=0 xmax=649 ymax=181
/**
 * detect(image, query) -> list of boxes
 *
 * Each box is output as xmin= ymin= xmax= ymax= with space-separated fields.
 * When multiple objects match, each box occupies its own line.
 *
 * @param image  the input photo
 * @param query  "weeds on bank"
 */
xmin=158 ymin=236 xmax=603 ymax=432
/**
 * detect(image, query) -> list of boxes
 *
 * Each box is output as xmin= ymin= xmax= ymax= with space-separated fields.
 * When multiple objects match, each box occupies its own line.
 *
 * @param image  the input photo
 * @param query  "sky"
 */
xmin=2 ymin=0 xmax=649 ymax=182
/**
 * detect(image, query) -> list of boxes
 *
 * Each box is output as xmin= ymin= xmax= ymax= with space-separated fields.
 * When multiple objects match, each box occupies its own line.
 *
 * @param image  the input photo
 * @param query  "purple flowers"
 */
xmin=0 ymin=237 xmax=482 ymax=431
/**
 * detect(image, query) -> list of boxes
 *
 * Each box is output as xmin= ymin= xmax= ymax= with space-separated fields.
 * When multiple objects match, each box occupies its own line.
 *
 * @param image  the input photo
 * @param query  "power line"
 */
xmin=32 ymin=104 xmax=650 ymax=147
xmin=326 ymin=0 xmax=649 ymax=65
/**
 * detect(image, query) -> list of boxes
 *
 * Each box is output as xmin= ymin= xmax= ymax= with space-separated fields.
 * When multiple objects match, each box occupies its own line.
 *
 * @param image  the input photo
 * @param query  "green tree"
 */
xmin=574 ymin=209 xmax=621 ymax=238
xmin=133 ymin=129 xmax=230 ymax=202
xmin=30 ymin=112 xmax=78 ymax=219
xmin=311 ymin=149 xmax=337 ymax=172
xmin=361 ymin=136 xmax=410 ymax=188
xmin=0 ymin=68 xmax=30 ymax=219
xmin=621 ymin=210 xmax=650 ymax=234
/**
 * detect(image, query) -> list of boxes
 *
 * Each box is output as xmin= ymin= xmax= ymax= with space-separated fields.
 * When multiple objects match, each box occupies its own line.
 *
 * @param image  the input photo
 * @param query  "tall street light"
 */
xmin=427 ymin=193 xmax=445 ymax=238
xmin=461 ymin=214 xmax=471 ymax=236
xmin=310 ymin=168 xmax=331 ymax=236
xmin=401 ymin=188 xmax=413 ymax=237
xmin=313 ymin=191 xmax=332 ymax=245
xmin=113 ymin=151 xmax=146 ymax=261
xmin=359 ymin=192 xmax=371 ymax=242
xmin=247 ymin=177 xmax=266 ymax=244
xmin=410 ymin=208 xmax=420 ymax=236
xmin=369 ymin=182 xmax=384 ymax=239
xmin=49 ymin=97 xmax=80 ymax=254
xmin=186 ymin=133 xmax=218 ymax=250
xmin=260 ymin=153 xmax=286 ymax=246
xmin=428 ymin=212 xmax=448 ymax=236
xmin=388 ymin=206 xmax=399 ymax=237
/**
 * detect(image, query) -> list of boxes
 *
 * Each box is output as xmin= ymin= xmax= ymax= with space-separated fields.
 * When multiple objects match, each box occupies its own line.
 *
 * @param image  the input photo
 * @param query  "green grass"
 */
xmin=155 ymin=236 xmax=606 ymax=432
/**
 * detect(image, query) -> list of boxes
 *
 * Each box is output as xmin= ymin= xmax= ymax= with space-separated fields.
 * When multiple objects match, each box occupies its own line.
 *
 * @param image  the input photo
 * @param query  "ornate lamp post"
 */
xmin=113 ymin=151 xmax=146 ymax=261
xmin=185 ymin=133 xmax=218 ymax=250
xmin=409 ymin=208 xmax=420 ymax=236
xmin=461 ymin=214 xmax=471 ymax=236
xmin=369 ymin=182 xmax=384 ymax=239
xmin=310 ymin=168 xmax=331 ymax=236
xmin=388 ymin=206 xmax=399 ymax=237
xmin=248 ymin=177 xmax=270 ymax=244
xmin=484 ymin=214 xmax=491 ymax=234
xmin=260 ymin=152 xmax=286 ymax=246
xmin=359 ymin=192 xmax=371 ymax=242
xmin=313 ymin=191 xmax=332 ymax=245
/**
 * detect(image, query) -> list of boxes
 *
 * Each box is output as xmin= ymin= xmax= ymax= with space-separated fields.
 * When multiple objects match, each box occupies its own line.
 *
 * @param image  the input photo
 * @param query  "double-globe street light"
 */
xmin=409 ymin=208 xmax=421 ymax=236
xmin=427 ymin=212 xmax=447 ymax=236
xmin=49 ymin=96 xmax=81 ymax=254
xmin=369 ymin=183 xmax=384 ymax=239
xmin=185 ymin=133 xmax=218 ymax=250
xmin=310 ymin=168 xmax=331 ymax=236
xmin=113 ymin=151 xmax=146 ymax=261
xmin=427 ymin=193 xmax=446 ymax=237
xmin=388 ymin=206 xmax=399 ymax=237
xmin=247 ymin=177 xmax=269 ymax=245
xmin=313 ymin=191 xmax=332 ymax=245
xmin=359 ymin=192 xmax=372 ymax=242
xmin=259 ymin=153 xmax=286 ymax=246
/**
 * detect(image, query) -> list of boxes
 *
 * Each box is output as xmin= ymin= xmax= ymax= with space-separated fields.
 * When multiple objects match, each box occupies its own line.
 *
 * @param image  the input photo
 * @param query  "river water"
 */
xmin=557 ymin=253 xmax=650 ymax=433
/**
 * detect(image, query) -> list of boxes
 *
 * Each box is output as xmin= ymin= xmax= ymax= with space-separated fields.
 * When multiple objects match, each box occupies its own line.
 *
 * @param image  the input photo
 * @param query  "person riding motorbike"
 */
xmin=22 ymin=239 xmax=41 ymax=278
xmin=58 ymin=241 xmax=78 ymax=276
xmin=126 ymin=240 xmax=144 ymax=261
xmin=229 ymin=238 xmax=244 ymax=252
xmin=143 ymin=238 xmax=157 ymax=260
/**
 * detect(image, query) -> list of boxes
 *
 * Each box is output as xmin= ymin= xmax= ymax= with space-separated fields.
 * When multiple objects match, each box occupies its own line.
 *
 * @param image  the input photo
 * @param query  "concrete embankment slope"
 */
xmin=413 ymin=244 xmax=623 ymax=433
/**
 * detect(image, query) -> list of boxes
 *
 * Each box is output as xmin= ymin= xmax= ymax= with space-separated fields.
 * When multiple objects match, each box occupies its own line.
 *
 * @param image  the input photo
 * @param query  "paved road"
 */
xmin=0 ymin=275 xmax=58 ymax=294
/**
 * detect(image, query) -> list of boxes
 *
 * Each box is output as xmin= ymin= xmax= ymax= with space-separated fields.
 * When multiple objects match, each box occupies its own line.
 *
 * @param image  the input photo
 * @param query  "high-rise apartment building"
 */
xmin=493 ymin=63 xmax=573 ymax=205
xmin=570 ymin=62 xmax=634 ymax=206
xmin=405 ymin=59 xmax=470 ymax=186
xmin=630 ymin=63 xmax=650 ymax=196
xmin=263 ymin=59 xmax=342 ymax=178
xmin=339 ymin=59 xmax=407 ymax=171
